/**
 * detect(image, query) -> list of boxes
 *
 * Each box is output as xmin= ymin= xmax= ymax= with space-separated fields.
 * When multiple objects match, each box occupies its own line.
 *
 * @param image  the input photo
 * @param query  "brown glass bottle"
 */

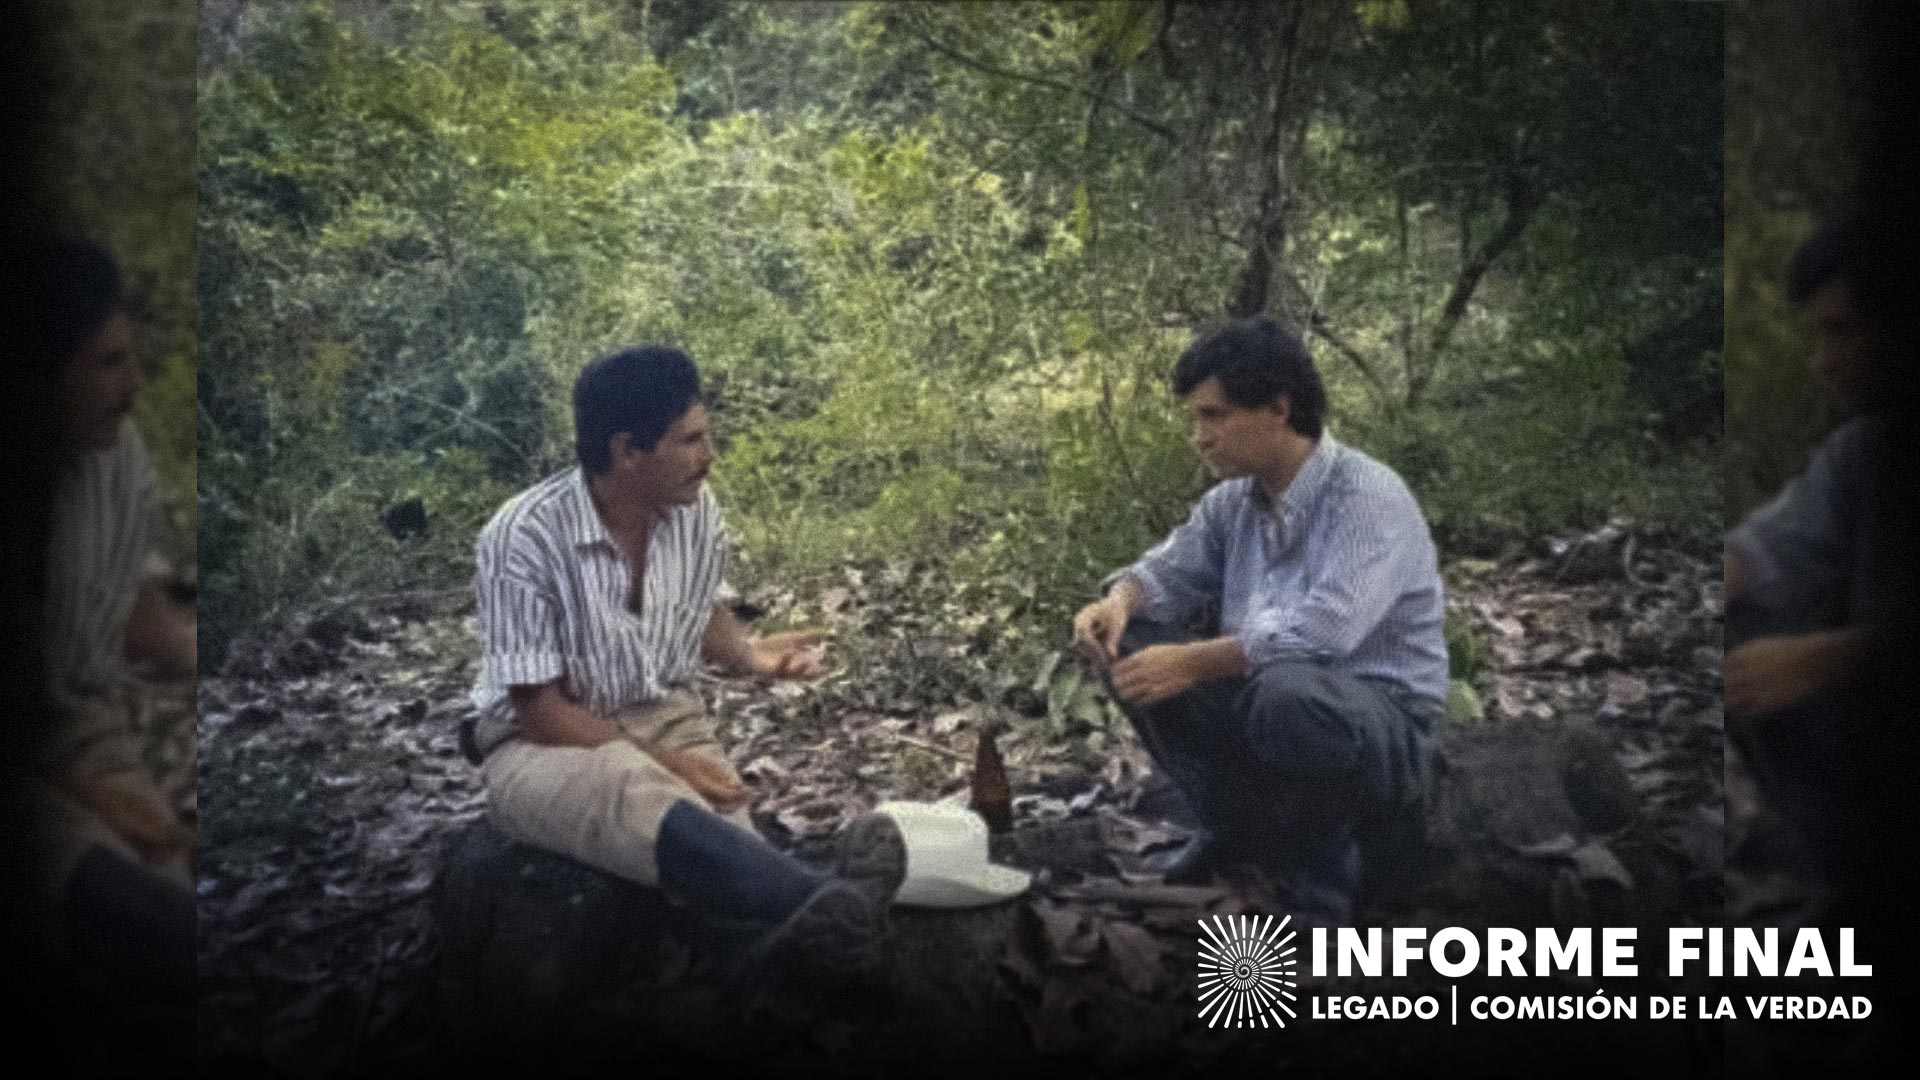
xmin=969 ymin=724 xmax=1014 ymax=834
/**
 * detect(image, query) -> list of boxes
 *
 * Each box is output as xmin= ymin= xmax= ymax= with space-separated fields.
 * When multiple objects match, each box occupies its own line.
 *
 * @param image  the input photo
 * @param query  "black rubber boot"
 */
xmin=655 ymin=799 xmax=825 ymax=923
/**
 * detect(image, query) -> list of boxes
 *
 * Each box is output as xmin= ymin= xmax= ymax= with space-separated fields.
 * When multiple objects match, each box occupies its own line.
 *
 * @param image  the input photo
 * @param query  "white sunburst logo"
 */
xmin=1196 ymin=914 xmax=1299 ymax=1028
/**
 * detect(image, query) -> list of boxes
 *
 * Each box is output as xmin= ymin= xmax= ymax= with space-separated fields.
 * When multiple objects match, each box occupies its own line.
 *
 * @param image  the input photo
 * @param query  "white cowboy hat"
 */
xmin=875 ymin=800 xmax=1032 ymax=909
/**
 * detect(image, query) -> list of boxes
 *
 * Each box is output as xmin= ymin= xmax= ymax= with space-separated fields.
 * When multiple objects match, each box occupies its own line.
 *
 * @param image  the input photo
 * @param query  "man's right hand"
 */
xmin=66 ymin=772 xmax=192 ymax=863
xmin=649 ymin=744 xmax=750 ymax=815
xmin=1072 ymin=593 xmax=1131 ymax=670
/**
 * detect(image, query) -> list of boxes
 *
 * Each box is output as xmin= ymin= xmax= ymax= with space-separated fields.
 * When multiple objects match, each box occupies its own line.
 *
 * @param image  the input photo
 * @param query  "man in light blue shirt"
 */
xmin=1073 ymin=318 xmax=1446 ymax=919
xmin=1725 ymin=216 xmax=1902 ymax=919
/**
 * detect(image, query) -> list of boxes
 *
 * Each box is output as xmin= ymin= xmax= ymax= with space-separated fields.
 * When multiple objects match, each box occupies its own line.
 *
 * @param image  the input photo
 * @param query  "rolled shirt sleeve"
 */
xmin=1726 ymin=417 xmax=1874 ymax=601
xmin=473 ymin=531 xmax=566 ymax=691
xmin=1105 ymin=483 xmax=1233 ymax=624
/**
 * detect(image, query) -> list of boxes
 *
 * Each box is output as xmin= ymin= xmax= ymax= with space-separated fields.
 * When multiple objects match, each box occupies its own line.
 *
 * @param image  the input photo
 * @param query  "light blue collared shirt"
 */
xmin=1112 ymin=434 xmax=1448 ymax=704
xmin=1726 ymin=415 xmax=1896 ymax=633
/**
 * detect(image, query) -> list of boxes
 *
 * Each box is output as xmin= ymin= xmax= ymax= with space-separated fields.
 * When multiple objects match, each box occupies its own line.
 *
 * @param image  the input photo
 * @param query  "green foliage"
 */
xmin=1443 ymin=609 xmax=1488 ymax=685
xmin=1722 ymin=1 xmax=1873 ymax=523
xmin=42 ymin=0 xmax=197 ymax=541
xmin=198 ymin=0 xmax=1720 ymax=663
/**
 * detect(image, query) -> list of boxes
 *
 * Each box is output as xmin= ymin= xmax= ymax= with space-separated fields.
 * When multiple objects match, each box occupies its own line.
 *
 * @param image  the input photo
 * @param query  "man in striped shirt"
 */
xmin=470 ymin=345 xmax=905 ymax=984
xmin=27 ymin=236 xmax=197 ymax=1048
xmin=1072 ymin=319 xmax=1446 ymax=920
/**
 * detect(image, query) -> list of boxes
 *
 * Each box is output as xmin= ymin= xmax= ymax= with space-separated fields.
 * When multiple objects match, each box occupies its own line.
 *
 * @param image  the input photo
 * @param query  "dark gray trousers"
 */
xmin=1726 ymin=598 xmax=1874 ymax=895
xmin=1110 ymin=620 xmax=1438 ymax=874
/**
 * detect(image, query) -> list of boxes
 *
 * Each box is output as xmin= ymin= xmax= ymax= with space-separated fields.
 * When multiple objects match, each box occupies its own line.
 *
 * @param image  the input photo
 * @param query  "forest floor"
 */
xmin=190 ymin=524 xmax=1759 ymax=1074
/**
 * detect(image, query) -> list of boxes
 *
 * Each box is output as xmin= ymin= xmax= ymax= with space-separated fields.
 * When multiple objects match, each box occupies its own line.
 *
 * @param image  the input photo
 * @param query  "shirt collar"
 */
xmin=571 ymin=468 xmax=681 ymax=549
xmin=1252 ymin=433 xmax=1339 ymax=520
xmin=569 ymin=468 xmax=617 ymax=550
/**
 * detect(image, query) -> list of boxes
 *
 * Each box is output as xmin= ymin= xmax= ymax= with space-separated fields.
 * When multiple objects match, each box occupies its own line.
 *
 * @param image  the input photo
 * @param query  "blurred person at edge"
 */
xmin=22 ymin=235 xmax=195 ymax=1042
xmin=1724 ymin=215 xmax=1903 ymax=929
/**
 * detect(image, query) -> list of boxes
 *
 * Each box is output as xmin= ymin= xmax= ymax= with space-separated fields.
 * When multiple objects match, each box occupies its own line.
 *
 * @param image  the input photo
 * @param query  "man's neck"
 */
xmin=585 ymin=470 xmax=663 ymax=545
xmin=1252 ymin=435 xmax=1318 ymax=504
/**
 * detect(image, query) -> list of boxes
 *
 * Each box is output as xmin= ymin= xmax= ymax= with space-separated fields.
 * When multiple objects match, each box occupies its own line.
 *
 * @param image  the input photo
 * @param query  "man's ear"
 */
xmin=607 ymin=431 xmax=635 ymax=468
xmin=1266 ymin=393 xmax=1292 ymax=426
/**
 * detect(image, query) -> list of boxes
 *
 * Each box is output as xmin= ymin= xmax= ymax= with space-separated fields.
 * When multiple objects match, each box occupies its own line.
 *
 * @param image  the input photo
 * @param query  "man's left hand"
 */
xmin=1110 ymin=643 xmax=1203 ymax=706
xmin=1726 ymin=632 xmax=1845 ymax=718
xmin=748 ymin=629 xmax=830 ymax=680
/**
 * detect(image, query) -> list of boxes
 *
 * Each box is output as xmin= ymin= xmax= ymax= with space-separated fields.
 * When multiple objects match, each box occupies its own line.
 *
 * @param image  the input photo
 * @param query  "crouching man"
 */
xmin=1072 ymin=319 xmax=1447 ymax=921
xmin=468 ymin=345 xmax=905 ymax=987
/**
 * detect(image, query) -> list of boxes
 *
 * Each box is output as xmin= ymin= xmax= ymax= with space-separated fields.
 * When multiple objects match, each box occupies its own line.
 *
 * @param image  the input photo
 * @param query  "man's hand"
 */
xmin=124 ymin=581 xmax=196 ymax=680
xmin=1726 ymin=630 xmax=1863 ymax=719
xmin=747 ymin=629 xmax=829 ymax=680
xmin=649 ymin=744 xmax=750 ymax=814
xmin=1110 ymin=643 xmax=1207 ymax=707
xmin=1072 ymin=595 xmax=1132 ymax=670
xmin=66 ymin=772 xmax=191 ymax=862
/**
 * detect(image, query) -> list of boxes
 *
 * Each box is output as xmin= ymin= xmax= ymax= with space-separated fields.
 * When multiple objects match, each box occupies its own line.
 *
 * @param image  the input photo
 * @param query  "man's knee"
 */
xmin=1240 ymin=662 xmax=1364 ymax=776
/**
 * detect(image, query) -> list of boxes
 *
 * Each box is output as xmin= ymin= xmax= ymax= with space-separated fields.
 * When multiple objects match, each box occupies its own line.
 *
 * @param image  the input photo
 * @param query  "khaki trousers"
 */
xmin=481 ymin=688 xmax=752 ymax=887
xmin=28 ymin=685 xmax=192 ymax=958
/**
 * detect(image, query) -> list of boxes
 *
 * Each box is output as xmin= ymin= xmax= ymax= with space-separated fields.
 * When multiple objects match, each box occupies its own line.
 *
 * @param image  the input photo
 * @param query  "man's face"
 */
xmin=614 ymin=402 xmax=717 ymax=508
xmin=59 ymin=310 xmax=140 ymax=451
xmin=1809 ymin=281 xmax=1884 ymax=414
xmin=1185 ymin=377 xmax=1290 ymax=480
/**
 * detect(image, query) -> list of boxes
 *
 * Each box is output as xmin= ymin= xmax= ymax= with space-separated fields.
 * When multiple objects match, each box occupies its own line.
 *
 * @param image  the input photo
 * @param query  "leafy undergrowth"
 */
xmin=196 ymin=524 xmax=1734 ymax=1072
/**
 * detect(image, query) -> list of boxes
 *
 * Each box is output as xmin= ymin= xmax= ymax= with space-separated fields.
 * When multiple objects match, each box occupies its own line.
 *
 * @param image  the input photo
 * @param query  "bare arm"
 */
xmin=1108 ymin=635 xmax=1247 ymax=706
xmin=508 ymin=680 xmax=747 ymax=809
xmin=508 ymin=681 xmax=624 ymax=748
xmin=701 ymin=603 xmax=758 ymax=675
xmin=702 ymin=604 xmax=828 ymax=679
xmin=1072 ymin=574 xmax=1147 ymax=667
xmin=1108 ymin=574 xmax=1146 ymax=618
xmin=123 ymin=581 xmax=195 ymax=679
xmin=1726 ymin=626 xmax=1871 ymax=718
xmin=1179 ymin=636 xmax=1248 ymax=680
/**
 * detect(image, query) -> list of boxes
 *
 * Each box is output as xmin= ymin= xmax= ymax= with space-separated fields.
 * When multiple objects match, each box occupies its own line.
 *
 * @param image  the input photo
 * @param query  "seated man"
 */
xmin=1072 ymin=319 xmax=1446 ymax=920
xmin=469 ymin=344 xmax=905 ymax=986
xmin=1724 ymin=215 xmax=1901 ymax=923
xmin=25 ymin=235 xmax=198 ymax=1053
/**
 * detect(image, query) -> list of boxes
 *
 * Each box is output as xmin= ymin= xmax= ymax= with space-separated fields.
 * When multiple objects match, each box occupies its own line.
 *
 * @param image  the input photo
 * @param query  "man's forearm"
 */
xmin=124 ymin=582 xmax=196 ymax=678
xmin=1186 ymin=636 xmax=1249 ymax=680
xmin=509 ymin=685 xmax=624 ymax=748
xmin=1107 ymin=574 xmax=1147 ymax=617
xmin=701 ymin=604 xmax=757 ymax=674
xmin=1805 ymin=625 xmax=1869 ymax=687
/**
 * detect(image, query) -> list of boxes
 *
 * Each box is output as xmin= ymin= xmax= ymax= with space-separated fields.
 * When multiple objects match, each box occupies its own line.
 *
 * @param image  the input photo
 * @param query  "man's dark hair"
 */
xmin=573 ymin=345 xmax=702 ymax=474
xmin=1786 ymin=213 xmax=1888 ymax=317
xmin=24 ymin=235 xmax=124 ymax=366
xmin=1171 ymin=317 xmax=1326 ymax=438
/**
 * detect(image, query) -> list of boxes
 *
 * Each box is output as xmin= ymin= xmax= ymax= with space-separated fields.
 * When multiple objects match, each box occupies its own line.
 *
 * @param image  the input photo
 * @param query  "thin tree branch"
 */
xmin=1079 ymin=48 xmax=1150 ymax=517
xmin=1278 ymin=269 xmax=1388 ymax=397
xmin=1418 ymin=172 xmax=1544 ymax=401
xmin=907 ymin=23 xmax=1179 ymax=144
xmin=1306 ymin=313 xmax=1388 ymax=395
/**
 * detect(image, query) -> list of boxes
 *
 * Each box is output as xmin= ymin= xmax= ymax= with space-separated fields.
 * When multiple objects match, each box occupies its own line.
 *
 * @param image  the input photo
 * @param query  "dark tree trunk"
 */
xmin=1411 ymin=171 xmax=1544 ymax=403
xmin=1225 ymin=2 xmax=1307 ymax=319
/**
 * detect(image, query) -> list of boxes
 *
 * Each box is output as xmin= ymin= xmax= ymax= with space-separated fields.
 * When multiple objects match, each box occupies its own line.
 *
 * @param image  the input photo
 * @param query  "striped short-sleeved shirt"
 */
xmin=469 ymin=467 xmax=728 ymax=755
xmin=47 ymin=419 xmax=153 ymax=694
